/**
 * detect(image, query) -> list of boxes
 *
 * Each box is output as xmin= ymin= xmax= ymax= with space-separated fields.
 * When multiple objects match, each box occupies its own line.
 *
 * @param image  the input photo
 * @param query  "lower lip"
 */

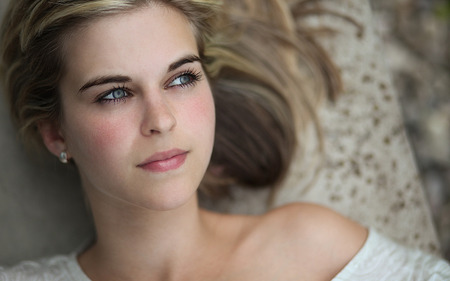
xmin=139 ymin=152 xmax=187 ymax=173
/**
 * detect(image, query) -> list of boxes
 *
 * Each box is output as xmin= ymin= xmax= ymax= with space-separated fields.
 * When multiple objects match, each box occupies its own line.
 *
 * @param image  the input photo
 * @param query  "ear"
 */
xmin=37 ymin=120 xmax=69 ymax=159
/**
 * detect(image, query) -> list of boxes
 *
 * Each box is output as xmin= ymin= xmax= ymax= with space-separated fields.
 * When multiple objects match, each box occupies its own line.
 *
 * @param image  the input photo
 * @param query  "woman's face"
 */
xmin=54 ymin=5 xmax=215 ymax=211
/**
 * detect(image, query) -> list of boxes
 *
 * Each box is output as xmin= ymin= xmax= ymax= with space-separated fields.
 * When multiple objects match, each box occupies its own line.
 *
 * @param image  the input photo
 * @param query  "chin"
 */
xmin=132 ymin=185 xmax=199 ymax=212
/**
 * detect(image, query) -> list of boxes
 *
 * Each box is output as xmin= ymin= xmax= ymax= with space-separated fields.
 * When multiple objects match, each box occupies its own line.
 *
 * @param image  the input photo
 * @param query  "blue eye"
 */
xmin=169 ymin=75 xmax=192 ymax=87
xmin=103 ymin=88 xmax=127 ymax=100
xmin=167 ymin=70 xmax=202 ymax=88
xmin=97 ymin=87 xmax=130 ymax=104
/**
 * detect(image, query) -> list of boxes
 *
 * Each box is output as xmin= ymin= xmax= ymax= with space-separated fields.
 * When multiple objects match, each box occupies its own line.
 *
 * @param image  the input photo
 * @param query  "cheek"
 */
xmin=92 ymin=118 xmax=129 ymax=148
xmin=187 ymin=89 xmax=216 ymax=139
xmin=63 ymin=112 xmax=133 ymax=164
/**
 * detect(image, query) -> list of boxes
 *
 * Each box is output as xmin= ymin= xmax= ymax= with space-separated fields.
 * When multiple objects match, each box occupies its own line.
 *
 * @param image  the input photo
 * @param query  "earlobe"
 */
xmin=37 ymin=121 xmax=69 ymax=160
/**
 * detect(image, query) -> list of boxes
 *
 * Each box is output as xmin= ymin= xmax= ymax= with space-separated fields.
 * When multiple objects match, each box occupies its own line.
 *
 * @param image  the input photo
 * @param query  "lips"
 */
xmin=137 ymin=149 xmax=188 ymax=173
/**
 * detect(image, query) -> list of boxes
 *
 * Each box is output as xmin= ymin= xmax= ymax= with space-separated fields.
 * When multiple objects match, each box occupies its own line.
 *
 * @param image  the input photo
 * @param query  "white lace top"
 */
xmin=1 ymin=229 xmax=449 ymax=281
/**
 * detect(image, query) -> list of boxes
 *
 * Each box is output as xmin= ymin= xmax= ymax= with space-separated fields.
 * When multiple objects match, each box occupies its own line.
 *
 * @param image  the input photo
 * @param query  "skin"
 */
xmin=39 ymin=4 xmax=367 ymax=281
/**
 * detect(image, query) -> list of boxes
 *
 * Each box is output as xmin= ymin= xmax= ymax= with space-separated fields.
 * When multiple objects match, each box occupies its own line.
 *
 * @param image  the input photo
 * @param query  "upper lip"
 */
xmin=137 ymin=149 xmax=188 ymax=167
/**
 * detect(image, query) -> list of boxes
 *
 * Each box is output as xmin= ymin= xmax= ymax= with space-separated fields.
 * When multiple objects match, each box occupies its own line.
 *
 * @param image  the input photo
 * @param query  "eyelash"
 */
xmin=95 ymin=69 xmax=203 ymax=105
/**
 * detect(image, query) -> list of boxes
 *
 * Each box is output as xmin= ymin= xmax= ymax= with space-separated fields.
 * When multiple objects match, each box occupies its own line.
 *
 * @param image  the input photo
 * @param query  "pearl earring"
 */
xmin=59 ymin=151 xmax=68 ymax=164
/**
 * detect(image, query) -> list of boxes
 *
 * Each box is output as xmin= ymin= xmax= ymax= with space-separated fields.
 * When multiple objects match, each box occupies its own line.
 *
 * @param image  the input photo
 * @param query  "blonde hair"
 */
xmin=1 ymin=0 xmax=342 ymax=196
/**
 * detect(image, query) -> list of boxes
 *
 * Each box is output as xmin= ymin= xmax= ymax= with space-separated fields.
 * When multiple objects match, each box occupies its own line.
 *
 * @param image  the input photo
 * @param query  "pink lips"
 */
xmin=137 ymin=149 xmax=188 ymax=173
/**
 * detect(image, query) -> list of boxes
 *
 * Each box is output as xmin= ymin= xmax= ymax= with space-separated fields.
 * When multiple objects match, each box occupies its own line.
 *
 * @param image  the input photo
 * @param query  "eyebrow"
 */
xmin=78 ymin=75 xmax=131 ymax=94
xmin=78 ymin=55 xmax=202 ymax=94
xmin=167 ymin=55 xmax=202 ymax=72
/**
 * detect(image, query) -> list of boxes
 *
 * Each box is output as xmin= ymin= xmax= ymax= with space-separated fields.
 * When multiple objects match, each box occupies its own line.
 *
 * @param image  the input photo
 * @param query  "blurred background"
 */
xmin=370 ymin=0 xmax=450 ymax=259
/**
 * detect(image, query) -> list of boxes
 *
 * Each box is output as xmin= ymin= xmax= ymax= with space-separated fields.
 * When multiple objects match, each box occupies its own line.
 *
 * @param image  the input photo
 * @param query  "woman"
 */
xmin=0 ymin=0 xmax=449 ymax=280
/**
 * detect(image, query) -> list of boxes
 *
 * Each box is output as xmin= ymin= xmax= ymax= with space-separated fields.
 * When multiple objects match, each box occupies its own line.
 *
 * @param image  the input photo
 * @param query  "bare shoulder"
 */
xmin=265 ymin=202 xmax=367 ymax=240
xmin=257 ymin=203 xmax=368 ymax=278
xmin=206 ymin=203 xmax=367 ymax=280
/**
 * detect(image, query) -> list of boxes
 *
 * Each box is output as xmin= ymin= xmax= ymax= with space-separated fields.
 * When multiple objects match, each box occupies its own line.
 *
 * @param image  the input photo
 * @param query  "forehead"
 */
xmin=60 ymin=4 xmax=198 ymax=84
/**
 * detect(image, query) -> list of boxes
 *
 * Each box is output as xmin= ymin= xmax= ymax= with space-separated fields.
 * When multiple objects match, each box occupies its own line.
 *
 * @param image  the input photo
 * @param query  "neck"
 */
xmin=79 ymin=183 xmax=214 ymax=280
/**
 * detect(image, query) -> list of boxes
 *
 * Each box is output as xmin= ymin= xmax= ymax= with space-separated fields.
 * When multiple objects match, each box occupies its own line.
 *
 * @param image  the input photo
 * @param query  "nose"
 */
xmin=140 ymin=91 xmax=177 ymax=136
